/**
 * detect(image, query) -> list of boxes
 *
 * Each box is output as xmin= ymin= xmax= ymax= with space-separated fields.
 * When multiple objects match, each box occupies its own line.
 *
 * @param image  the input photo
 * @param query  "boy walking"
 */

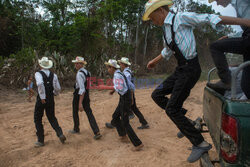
xmin=106 ymin=57 xmax=149 ymax=129
xmin=69 ymin=56 xmax=102 ymax=140
xmin=98 ymin=59 xmax=144 ymax=151
xmin=34 ymin=57 xmax=66 ymax=147
xmin=143 ymin=0 xmax=250 ymax=162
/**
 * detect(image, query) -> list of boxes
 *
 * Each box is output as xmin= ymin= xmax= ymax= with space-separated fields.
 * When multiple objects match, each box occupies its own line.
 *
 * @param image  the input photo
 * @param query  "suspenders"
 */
xmin=162 ymin=13 xmax=189 ymax=66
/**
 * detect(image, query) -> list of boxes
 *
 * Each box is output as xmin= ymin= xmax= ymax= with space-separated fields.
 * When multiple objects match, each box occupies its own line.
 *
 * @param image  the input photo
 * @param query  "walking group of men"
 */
xmin=32 ymin=0 xmax=250 ymax=163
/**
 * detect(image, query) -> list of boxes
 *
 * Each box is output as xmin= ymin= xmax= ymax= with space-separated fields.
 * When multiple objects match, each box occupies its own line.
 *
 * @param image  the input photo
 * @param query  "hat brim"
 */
xmin=142 ymin=1 xmax=173 ymax=21
xmin=104 ymin=62 xmax=120 ymax=69
xmin=39 ymin=60 xmax=53 ymax=69
xmin=72 ymin=60 xmax=87 ymax=65
xmin=118 ymin=60 xmax=131 ymax=66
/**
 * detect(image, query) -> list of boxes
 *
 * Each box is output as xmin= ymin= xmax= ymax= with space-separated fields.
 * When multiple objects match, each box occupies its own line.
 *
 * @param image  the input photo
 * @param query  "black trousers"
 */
xmin=72 ymin=93 xmax=100 ymax=135
xmin=34 ymin=96 xmax=63 ymax=143
xmin=151 ymin=58 xmax=204 ymax=146
xmin=210 ymin=31 xmax=250 ymax=98
xmin=111 ymin=92 xmax=142 ymax=147
xmin=131 ymin=92 xmax=148 ymax=125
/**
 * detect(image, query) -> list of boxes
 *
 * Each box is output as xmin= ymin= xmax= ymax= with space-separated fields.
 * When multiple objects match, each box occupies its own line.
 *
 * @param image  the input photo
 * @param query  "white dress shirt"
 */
xmin=113 ymin=69 xmax=128 ymax=96
xmin=35 ymin=69 xmax=61 ymax=100
xmin=75 ymin=67 xmax=89 ymax=95
xmin=123 ymin=67 xmax=135 ymax=91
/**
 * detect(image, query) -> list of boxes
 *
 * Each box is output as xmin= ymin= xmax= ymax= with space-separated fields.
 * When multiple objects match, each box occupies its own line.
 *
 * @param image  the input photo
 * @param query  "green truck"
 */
xmin=200 ymin=62 xmax=250 ymax=167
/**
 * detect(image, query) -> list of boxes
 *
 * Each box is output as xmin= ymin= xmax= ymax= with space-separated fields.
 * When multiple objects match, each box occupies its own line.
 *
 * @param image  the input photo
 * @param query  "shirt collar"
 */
xmin=114 ymin=69 xmax=120 ymax=74
xmin=124 ymin=67 xmax=130 ymax=71
xmin=164 ymin=12 xmax=174 ymax=25
xmin=78 ymin=67 xmax=85 ymax=71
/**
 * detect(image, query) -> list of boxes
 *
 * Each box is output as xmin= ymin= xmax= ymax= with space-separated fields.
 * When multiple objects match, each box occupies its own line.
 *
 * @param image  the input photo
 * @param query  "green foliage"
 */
xmin=10 ymin=47 xmax=35 ymax=71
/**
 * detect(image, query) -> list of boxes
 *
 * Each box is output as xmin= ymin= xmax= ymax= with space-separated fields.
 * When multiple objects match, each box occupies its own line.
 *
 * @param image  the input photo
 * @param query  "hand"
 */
xmin=41 ymin=99 xmax=46 ymax=104
xmin=218 ymin=36 xmax=228 ymax=41
xmin=109 ymin=90 xmax=115 ymax=95
xmin=79 ymin=105 xmax=84 ymax=112
xmin=147 ymin=60 xmax=156 ymax=69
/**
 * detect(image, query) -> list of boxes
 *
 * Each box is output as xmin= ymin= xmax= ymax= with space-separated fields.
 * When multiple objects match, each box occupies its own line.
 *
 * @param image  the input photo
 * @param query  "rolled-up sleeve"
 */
xmin=180 ymin=12 xmax=224 ymax=32
xmin=161 ymin=47 xmax=173 ymax=60
xmin=53 ymin=74 xmax=61 ymax=96
xmin=35 ymin=72 xmax=46 ymax=100
xmin=76 ymin=72 xmax=86 ymax=95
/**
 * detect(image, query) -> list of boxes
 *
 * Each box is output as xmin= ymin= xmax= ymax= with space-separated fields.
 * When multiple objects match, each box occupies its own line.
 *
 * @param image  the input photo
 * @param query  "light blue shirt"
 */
xmin=161 ymin=12 xmax=223 ymax=60
xmin=228 ymin=0 xmax=250 ymax=37
xmin=113 ymin=69 xmax=128 ymax=95
xmin=123 ymin=67 xmax=135 ymax=91
xmin=75 ymin=67 xmax=89 ymax=95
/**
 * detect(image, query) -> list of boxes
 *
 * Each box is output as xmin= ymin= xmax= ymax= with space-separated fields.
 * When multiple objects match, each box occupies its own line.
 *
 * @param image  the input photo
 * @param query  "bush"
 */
xmin=10 ymin=47 xmax=36 ymax=72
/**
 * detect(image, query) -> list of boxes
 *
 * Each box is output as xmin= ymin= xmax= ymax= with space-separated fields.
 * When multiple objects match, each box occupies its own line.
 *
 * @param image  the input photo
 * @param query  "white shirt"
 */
xmin=123 ymin=67 xmax=135 ymax=91
xmin=75 ymin=67 xmax=89 ymax=95
xmin=161 ymin=12 xmax=223 ymax=60
xmin=35 ymin=69 xmax=61 ymax=100
xmin=228 ymin=0 xmax=250 ymax=37
xmin=113 ymin=69 xmax=128 ymax=95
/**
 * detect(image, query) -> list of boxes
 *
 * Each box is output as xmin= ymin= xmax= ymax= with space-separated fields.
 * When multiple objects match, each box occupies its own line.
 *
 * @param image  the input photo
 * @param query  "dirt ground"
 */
xmin=0 ymin=82 xmax=218 ymax=167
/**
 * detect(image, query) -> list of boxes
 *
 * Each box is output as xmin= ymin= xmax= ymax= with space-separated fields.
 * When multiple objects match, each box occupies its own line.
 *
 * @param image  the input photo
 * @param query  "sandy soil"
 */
xmin=0 ymin=82 xmax=218 ymax=167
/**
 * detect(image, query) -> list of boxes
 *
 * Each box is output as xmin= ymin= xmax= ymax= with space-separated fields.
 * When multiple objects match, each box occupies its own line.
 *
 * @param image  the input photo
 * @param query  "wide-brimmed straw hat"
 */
xmin=38 ymin=57 xmax=53 ymax=69
xmin=142 ymin=0 xmax=174 ymax=21
xmin=104 ymin=59 xmax=120 ymax=69
xmin=72 ymin=56 xmax=87 ymax=65
xmin=118 ymin=57 xmax=131 ymax=66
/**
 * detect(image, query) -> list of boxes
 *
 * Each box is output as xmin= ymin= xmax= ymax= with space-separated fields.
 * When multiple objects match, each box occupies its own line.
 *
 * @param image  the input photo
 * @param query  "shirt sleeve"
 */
xmin=35 ymin=72 xmax=46 ymax=100
xmin=124 ymin=71 xmax=135 ymax=91
xmin=228 ymin=30 xmax=243 ymax=38
xmin=76 ymin=72 xmax=86 ymax=95
xmin=53 ymin=74 xmax=61 ymax=96
xmin=161 ymin=36 xmax=173 ymax=60
xmin=179 ymin=12 xmax=224 ymax=31
xmin=113 ymin=73 xmax=127 ymax=95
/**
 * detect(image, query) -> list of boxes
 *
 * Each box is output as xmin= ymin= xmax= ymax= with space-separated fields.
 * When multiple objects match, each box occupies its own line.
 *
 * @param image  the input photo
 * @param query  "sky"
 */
xmin=200 ymin=0 xmax=242 ymax=32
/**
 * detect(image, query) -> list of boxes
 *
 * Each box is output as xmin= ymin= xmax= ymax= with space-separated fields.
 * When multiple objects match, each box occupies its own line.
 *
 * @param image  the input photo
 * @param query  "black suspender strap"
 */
xmin=162 ymin=13 xmax=188 ymax=66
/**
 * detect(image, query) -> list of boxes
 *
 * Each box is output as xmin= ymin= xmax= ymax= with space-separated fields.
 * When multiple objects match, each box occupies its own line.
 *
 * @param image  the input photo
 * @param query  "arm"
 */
xmin=79 ymin=93 xmax=84 ymax=112
xmin=219 ymin=16 xmax=250 ymax=27
xmin=77 ymin=72 xmax=86 ymax=112
xmin=35 ymin=72 xmax=46 ymax=104
xmin=53 ymin=74 xmax=61 ymax=96
xmin=147 ymin=54 xmax=164 ymax=69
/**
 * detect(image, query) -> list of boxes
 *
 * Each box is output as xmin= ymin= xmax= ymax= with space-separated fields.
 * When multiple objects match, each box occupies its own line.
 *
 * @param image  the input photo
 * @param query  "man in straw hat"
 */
xmin=69 ymin=56 xmax=102 ymax=140
xmin=118 ymin=57 xmax=149 ymax=129
xmin=207 ymin=0 xmax=250 ymax=99
xmin=143 ymin=0 xmax=250 ymax=163
xmin=34 ymin=57 xmax=66 ymax=147
xmin=98 ymin=59 xmax=144 ymax=151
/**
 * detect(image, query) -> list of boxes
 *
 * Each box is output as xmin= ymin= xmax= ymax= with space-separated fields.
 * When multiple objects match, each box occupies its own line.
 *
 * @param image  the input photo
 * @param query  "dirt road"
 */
xmin=0 ymin=82 xmax=216 ymax=167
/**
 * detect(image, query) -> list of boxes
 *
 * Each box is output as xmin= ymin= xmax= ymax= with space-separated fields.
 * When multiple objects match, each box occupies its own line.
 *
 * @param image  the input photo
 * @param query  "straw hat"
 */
xmin=118 ymin=57 xmax=131 ymax=66
xmin=72 ymin=56 xmax=87 ymax=65
xmin=38 ymin=57 xmax=53 ymax=69
xmin=142 ymin=0 xmax=173 ymax=21
xmin=104 ymin=59 xmax=120 ymax=69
